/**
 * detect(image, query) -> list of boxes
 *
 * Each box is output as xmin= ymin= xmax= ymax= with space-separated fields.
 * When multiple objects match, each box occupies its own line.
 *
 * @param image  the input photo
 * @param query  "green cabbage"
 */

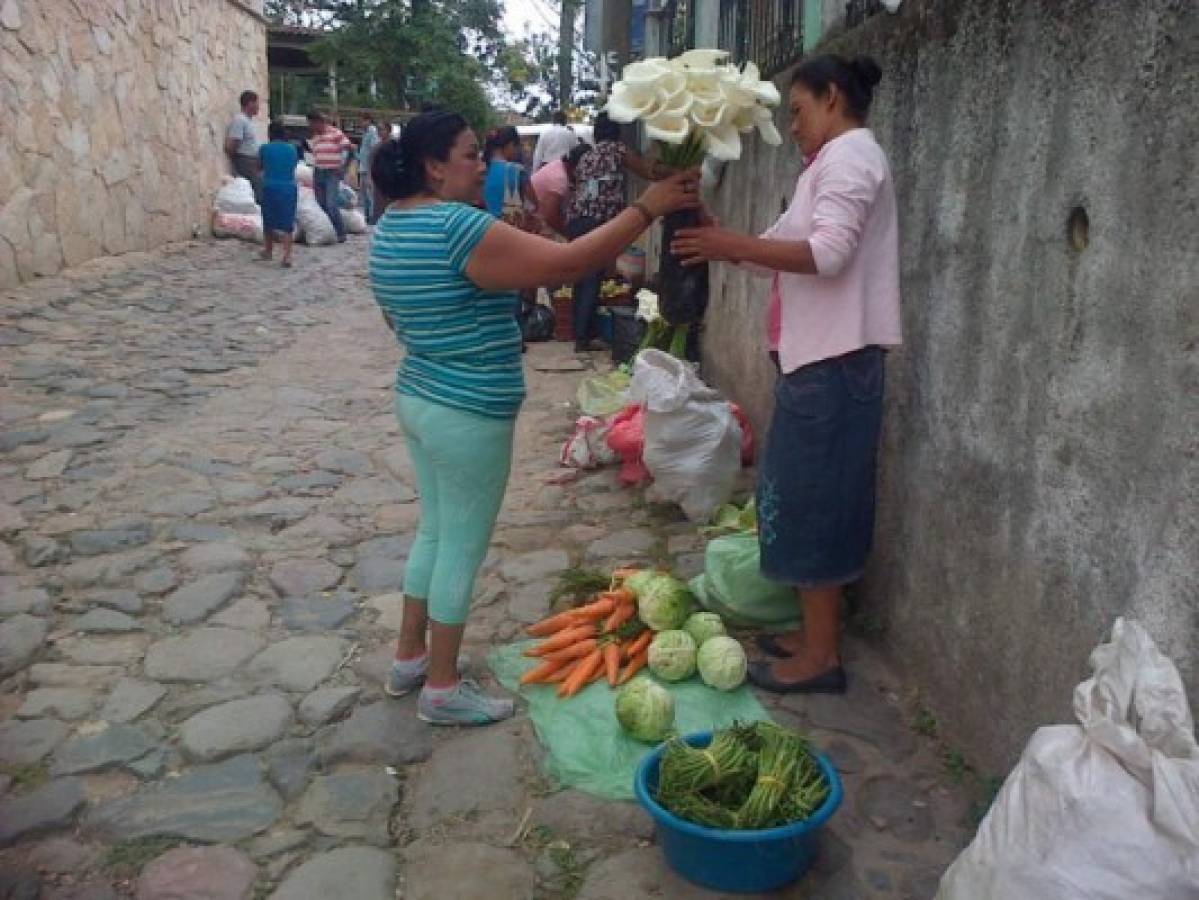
xmin=683 ymin=612 xmax=727 ymax=647
xmin=614 ymin=677 xmax=675 ymax=743
xmin=696 ymin=636 xmax=748 ymax=691
xmin=630 ymin=572 xmax=693 ymax=631
xmin=648 ymin=630 xmax=698 ymax=681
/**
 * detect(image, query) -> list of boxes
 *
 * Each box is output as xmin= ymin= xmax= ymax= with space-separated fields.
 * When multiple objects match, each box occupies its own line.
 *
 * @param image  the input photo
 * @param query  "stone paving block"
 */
xmin=56 ymin=634 xmax=148 ymax=666
xmin=244 ymin=636 xmax=346 ymax=692
xmin=0 ymin=588 xmax=52 ymax=617
xmin=162 ymin=572 xmax=245 ymax=625
xmin=0 ymin=718 xmax=71 ymax=765
xmin=17 ymin=688 xmax=97 ymax=721
xmin=135 ymin=845 xmax=257 ymax=900
xmin=269 ymin=846 xmax=395 ymax=900
xmin=98 ymin=679 xmax=166 ymax=724
xmin=0 ymin=613 xmax=49 ymax=675
xmin=280 ymin=595 xmax=356 ymax=632
xmin=0 ymin=778 xmax=86 ymax=847
xmin=295 ymin=769 xmax=398 ymax=845
xmin=143 ymin=628 xmax=264 ymax=683
xmin=316 ymin=700 xmax=433 ymax=767
xmin=499 ymin=549 xmax=571 ymax=583
xmin=70 ymin=608 xmax=142 ymax=633
xmin=50 ymin=725 xmax=157 ymax=777
xmin=179 ymin=694 xmax=294 ymax=763
xmin=178 ymin=542 xmax=253 ymax=574
xmin=297 ymin=686 xmax=361 ymax=727
xmin=268 ymin=559 xmax=342 ymax=598
xmin=209 ymin=597 xmax=271 ymax=631
xmin=85 ymin=754 xmax=283 ymax=843
xmin=403 ymin=842 xmax=535 ymax=900
xmin=405 ymin=724 xmax=525 ymax=830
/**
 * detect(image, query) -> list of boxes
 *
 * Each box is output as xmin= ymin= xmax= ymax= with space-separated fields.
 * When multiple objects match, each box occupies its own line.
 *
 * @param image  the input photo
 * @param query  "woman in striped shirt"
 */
xmin=370 ymin=110 xmax=698 ymax=726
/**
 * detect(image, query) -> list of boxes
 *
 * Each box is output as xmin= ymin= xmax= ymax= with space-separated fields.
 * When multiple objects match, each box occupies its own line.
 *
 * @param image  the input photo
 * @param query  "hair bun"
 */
xmin=851 ymin=56 xmax=883 ymax=88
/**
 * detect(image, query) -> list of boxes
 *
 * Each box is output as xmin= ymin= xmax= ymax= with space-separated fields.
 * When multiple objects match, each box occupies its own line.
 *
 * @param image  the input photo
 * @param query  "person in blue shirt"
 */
xmin=482 ymin=126 xmax=531 ymax=222
xmin=257 ymin=121 xmax=298 ymax=268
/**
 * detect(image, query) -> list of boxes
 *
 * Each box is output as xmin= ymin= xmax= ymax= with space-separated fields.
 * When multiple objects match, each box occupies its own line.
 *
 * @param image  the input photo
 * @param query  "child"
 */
xmin=258 ymin=121 xmax=298 ymax=267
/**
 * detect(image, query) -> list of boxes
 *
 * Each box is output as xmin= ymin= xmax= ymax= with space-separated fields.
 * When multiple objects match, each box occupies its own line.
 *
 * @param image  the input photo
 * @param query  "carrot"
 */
xmin=617 ymin=649 xmax=649 ymax=685
xmin=568 ymin=597 xmax=617 ymax=621
xmin=527 ymin=610 xmax=585 ymax=637
xmin=542 ymin=638 xmax=598 ymax=663
xmin=606 ymin=587 xmax=635 ymax=605
xmin=603 ymin=601 xmax=637 ymax=633
xmin=603 ymin=642 xmax=622 ymax=686
xmin=559 ymin=649 xmax=603 ymax=697
xmin=547 ymin=658 xmax=581 ymax=683
xmin=525 ymin=623 xmax=597 ymax=656
xmin=520 ymin=657 xmax=569 ymax=685
xmin=625 ymin=629 xmax=653 ymax=657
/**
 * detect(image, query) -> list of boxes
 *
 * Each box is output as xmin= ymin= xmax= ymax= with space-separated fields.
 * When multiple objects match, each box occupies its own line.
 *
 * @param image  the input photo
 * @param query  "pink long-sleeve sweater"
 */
xmin=762 ymin=128 xmax=901 ymax=371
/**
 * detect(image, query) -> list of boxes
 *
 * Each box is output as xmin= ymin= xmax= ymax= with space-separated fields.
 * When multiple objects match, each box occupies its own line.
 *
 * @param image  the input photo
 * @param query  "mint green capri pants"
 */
xmin=397 ymin=394 xmax=515 ymax=625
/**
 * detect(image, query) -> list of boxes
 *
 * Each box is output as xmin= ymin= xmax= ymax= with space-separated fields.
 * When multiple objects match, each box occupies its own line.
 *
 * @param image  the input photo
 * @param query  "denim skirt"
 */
xmin=757 ymin=346 xmax=886 ymax=588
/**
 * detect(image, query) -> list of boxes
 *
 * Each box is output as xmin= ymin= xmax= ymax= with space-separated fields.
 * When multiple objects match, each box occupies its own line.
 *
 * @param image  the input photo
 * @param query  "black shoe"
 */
xmin=755 ymin=634 xmax=796 ymax=658
xmin=746 ymin=661 xmax=847 ymax=694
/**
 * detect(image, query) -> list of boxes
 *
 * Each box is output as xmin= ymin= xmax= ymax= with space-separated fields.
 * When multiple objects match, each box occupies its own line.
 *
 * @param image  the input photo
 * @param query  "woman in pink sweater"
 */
xmin=673 ymin=55 xmax=900 ymax=694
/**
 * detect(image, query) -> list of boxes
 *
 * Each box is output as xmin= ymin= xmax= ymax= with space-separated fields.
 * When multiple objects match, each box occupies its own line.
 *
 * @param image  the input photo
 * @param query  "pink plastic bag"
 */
xmin=560 ymin=416 xmax=617 ymax=469
xmin=731 ymin=404 xmax=754 ymax=466
xmin=606 ymin=405 xmax=650 ymax=486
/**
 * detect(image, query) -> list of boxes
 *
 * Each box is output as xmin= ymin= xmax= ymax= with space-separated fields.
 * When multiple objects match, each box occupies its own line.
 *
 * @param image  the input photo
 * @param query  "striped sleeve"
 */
xmin=444 ymin=203 xmax=496 ymax=273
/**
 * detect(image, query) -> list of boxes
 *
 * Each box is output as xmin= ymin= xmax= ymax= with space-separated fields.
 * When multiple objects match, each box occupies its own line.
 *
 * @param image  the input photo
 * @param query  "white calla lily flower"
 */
xmin=678 ymin=48 xmax=729 ymax=69
xmin=690 ymin=98 xmax=725 ymax=129
xmin=622 ymin=58 xmax=671 ymax=86
xmin=704 ymin=123 xmax=743 ymax=161
xmin=655 ymin=70 xmax=689 ymax=100
xmin=754 ymin=106 xmax=783 ymax=145
xmin=645 ymin=113 xmax=690 ymax=145
xmin=607 ymin=82 xmax=660 ymax=123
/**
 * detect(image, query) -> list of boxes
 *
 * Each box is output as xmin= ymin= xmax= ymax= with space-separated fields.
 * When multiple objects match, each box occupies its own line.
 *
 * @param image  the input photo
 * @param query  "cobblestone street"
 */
xmin=1 ymin=238 xmax=975 ymax=899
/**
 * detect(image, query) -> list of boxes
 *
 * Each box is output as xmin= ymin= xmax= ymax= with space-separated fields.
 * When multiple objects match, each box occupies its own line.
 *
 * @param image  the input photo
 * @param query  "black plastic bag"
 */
xmin=522 ymin=303 xmax=556 ymax=342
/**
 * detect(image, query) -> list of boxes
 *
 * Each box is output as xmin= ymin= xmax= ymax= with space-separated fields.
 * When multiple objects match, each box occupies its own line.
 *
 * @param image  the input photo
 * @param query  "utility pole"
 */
xmin=558 ymin=0 xmax=576 ymax=112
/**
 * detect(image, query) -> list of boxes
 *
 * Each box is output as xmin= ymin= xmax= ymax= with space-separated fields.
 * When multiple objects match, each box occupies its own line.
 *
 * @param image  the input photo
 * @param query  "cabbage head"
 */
xmin=632 ymin=572 xmax=693 ymax=631
xmin=696 ymin=636 xmax=748 ymax=691
xmin=615 ymin=677 xmax=675 ymax=743
xmin=683 ymin=612 xmax=726 ymax=647
xmin=648 ymin=630 xmax=697 ymax=681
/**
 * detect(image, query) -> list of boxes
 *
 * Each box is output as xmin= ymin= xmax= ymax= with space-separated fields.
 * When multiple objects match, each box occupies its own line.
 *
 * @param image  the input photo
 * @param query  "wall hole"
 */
xmin=1067 ymin=206 xmax=1090 ymax=252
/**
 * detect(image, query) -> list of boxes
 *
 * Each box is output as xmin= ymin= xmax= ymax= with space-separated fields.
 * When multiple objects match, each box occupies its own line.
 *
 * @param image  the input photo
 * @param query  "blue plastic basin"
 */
xmin=634 ymin=730 xmax=843 ymax=894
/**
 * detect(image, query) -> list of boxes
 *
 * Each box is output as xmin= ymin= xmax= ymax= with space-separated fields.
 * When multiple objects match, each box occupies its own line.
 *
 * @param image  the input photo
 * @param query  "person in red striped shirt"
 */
xmin=307 ymin=110 xmax=353 ymax=243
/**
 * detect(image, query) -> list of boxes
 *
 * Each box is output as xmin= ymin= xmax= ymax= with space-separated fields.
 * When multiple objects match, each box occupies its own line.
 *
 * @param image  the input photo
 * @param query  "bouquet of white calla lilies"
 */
xmin=607 ymin=49 xmax=783 ymax=165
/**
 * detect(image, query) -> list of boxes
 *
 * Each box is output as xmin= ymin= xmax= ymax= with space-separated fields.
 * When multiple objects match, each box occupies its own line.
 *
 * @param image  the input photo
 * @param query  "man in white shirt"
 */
xmin=226 ymin=90 xmax=262 ymax=203
xmin=531 ymin=111 xmax=580 ymax=172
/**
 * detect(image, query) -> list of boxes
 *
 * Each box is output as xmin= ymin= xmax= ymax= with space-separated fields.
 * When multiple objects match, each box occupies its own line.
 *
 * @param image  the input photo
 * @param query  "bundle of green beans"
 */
xmin=654 ymin=721 xmax=830 ymax=831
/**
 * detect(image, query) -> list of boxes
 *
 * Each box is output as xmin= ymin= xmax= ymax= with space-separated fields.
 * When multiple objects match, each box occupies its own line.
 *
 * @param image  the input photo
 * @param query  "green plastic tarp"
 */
xmin=489 ymin=640 xmax=771 ymax=800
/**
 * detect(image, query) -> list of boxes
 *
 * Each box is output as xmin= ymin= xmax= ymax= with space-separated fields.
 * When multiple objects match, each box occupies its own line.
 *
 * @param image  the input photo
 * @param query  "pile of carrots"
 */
xmin=519 ymin=580 xmax=651 ymax=698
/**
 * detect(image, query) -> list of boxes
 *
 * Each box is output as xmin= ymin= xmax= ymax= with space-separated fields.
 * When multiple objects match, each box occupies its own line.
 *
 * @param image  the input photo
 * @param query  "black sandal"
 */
xmin=746 ymin=661 xmax=847 ymax=694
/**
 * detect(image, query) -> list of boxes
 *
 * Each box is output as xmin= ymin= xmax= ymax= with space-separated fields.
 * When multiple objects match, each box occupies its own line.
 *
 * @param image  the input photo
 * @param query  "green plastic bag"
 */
xmin=689 ymin=532 xmax=800 ymax=628
xmin=488 ymin=641 xmax=771 ymax=800
xmin=576 ymin=370 xmax=632 ymax=417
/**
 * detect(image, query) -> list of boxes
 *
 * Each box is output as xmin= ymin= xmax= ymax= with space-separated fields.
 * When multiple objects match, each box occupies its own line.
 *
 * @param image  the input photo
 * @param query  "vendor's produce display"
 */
xmin=683 ymin=611 xmax=727 ymax=646
xmin=656 ymin=722 xmax=830 ymax=830
xmin=626 ymin=569 xmax=694 ymax=631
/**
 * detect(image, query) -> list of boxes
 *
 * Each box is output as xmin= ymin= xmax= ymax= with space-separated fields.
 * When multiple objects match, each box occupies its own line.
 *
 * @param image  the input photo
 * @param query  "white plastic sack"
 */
xmin=342 ymin=208 xmax=368 ymax=234
xmin=295 ymin=162 xmax=314 ymax=187
xmin=211 ymin=210 xmax=263 ymax=243
xmin=627 ymin=349 xmax=742 ymax=521
xmin=214 ymin=176 xmax=259 ymax=215
xmin=937 ymin=618 xmax=1199 ymax=900
xmin=560 ymin=416 xmax=618 ymax=469
xmin=296 ymin=186 xmax=336 ymax=246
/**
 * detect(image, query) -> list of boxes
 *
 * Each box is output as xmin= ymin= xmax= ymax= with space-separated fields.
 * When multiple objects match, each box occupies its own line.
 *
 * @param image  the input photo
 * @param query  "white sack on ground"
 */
xmin=627 ymin=349 xmax=742 ymax=522
xmin=937 ymin=617 xmax=1199 ymax=900
xmin=214 ymin=177 xmax=259 ymax=216
xmin=295 ymin=186 xmax=336 ymax=246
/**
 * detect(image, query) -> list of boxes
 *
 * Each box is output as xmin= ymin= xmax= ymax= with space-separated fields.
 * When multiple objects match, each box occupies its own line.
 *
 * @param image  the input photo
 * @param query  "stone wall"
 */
xmin=701 ymin=0 xmax=1198 ymax=772
xmin=0 ymin=0 xmax=267 ymax=287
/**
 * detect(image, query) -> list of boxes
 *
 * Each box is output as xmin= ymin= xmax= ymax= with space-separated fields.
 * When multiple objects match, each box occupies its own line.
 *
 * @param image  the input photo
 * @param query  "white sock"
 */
xmin=393 ymin=653 xmax=428 ymax=676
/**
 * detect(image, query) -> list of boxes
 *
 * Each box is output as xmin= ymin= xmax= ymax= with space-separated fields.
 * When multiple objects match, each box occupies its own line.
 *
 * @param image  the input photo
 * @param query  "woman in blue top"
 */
xmin=370 ymin=110 xmax=698 ymax=725
xmin=482 ymin=126 xmax=530 ymax=221
xmin=257 ymin=121 xmax=298 ymax=268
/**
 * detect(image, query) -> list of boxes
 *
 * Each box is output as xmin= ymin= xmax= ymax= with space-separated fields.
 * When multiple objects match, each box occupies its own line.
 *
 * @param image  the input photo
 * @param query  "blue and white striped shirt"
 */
xmin=370 ymin=202 xmax=525 ymax=419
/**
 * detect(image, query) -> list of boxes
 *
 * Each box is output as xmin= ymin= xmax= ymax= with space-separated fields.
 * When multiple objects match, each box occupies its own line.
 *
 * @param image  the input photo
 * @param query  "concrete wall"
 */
xmin=0 ymin=0 xmax=267 ymax=288
xmin=701 ymin=0 xmax=1198 ymax=772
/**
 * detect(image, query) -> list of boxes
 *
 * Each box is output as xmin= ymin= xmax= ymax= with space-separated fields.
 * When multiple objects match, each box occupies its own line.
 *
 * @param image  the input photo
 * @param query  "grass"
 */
xmin=101 ymin=836 xmax=186 ymax=877
xmin=969 ymin=774 xmax=1006 ymax=827
xmin=0 ymin=762 xmax=50 ymax=793
xmin=942 ymin=746 xmax=970 ymax=782
xmin=549 ymin=568 xmax=611 ymax=605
